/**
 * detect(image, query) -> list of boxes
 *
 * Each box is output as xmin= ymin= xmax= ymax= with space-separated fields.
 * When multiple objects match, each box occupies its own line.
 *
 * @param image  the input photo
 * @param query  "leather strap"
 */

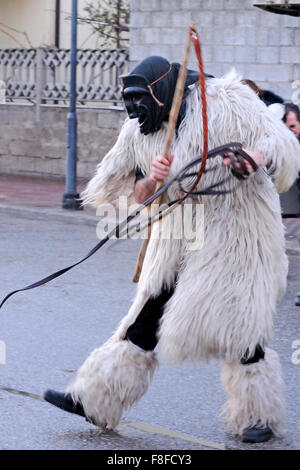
xmin=0 ymin=142 xmax=258 ymax=310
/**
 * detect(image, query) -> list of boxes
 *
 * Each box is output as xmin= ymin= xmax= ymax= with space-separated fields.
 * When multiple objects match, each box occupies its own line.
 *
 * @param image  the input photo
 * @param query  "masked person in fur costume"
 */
xmin=44 ymin=56 xmax=300 ymax=443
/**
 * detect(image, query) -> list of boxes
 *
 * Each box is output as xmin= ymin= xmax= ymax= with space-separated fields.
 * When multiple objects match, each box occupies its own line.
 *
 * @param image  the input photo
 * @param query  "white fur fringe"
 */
xmin=80 ymin=70 xmax=300 ymax=364
xmin=220 ymin=348 xmax=285 ymax=437
xmin=66 ymin=339 xmax=158 ymax=429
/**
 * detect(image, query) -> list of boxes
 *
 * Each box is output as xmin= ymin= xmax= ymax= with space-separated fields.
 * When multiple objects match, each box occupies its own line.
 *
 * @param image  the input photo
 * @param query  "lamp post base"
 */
xmin=62 ymin=193 xmax=83 ymax=210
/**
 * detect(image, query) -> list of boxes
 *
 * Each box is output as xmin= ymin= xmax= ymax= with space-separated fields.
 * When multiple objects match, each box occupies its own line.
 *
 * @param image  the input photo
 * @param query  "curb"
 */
xmin=0 ymin=203 xmax=99 ymax=227
xmin=1 ymin=203 xmax=300 ymax=255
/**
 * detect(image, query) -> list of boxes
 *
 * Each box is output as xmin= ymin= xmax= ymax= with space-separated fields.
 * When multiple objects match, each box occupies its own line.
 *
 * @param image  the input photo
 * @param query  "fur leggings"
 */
xmin=66 ymin=285 xmax=285 ymax=435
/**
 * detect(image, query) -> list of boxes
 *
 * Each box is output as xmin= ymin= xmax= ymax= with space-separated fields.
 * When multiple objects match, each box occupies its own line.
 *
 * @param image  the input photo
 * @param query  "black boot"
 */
xmin=44 ymin=389 xmax=86 ymax=418
xmin=242 ymin=425 xmax=273 ymax=443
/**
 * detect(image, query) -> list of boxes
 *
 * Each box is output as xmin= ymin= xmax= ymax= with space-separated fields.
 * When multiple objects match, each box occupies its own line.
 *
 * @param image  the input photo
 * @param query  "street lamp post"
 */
xmin=62 ymin=0 xmax=82 ymax=210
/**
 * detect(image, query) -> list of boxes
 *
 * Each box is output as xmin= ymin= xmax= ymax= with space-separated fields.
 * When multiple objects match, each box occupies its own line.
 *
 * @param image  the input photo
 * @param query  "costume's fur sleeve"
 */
xmin=205 ymin=71 xmax=300 ymax=193
xmin=81 ymin=118 xmax=138 ymax=207
xmin=246 ymin=100 xmax=300 ymax=193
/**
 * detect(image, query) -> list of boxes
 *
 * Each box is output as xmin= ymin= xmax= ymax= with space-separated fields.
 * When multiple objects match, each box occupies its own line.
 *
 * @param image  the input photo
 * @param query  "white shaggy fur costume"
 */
xmin=66 ymin=71 xmax=300 ymax=436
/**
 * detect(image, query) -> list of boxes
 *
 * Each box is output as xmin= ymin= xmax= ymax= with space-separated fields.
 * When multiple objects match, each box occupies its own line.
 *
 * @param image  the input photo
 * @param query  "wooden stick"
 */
xmin=132 ymin=26 xmax=192 ymax=283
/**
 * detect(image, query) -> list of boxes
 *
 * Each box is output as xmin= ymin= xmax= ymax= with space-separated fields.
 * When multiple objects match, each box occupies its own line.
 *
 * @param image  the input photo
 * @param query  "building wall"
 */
xmin=0 ymin=0 xmax=101 ymax=49
xmin=129 ymin=0 xmax=300 ymax=100
xmin=0 ymin=105 xmax=126 ymax=179
xmin=0 ymin=0 xmax=54 ymax=48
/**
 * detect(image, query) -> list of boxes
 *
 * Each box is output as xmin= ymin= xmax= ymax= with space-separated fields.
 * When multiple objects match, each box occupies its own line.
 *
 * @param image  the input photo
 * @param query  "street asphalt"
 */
xmin=0 ymin=211 xmax=299 ymax=451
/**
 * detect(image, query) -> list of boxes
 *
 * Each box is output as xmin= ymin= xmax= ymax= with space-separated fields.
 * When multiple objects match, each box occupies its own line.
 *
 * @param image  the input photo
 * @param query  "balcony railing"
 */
xmin=0 ymin=47 xmax=129 ymax=107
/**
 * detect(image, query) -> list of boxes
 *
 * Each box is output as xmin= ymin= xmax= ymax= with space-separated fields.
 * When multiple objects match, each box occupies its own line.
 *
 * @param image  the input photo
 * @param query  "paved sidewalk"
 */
xmin=0 ymin=174 xmax=71 ymax=209
xmin=0 ymin=174 xmax=98 ymax=226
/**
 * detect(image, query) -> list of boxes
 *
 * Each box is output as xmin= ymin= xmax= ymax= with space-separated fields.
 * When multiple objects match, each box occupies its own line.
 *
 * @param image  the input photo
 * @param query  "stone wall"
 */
xmin=0 ymin=104 xmax=126 ymax=179
xmin=130 ymin=0 xmax=300 ymax=100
